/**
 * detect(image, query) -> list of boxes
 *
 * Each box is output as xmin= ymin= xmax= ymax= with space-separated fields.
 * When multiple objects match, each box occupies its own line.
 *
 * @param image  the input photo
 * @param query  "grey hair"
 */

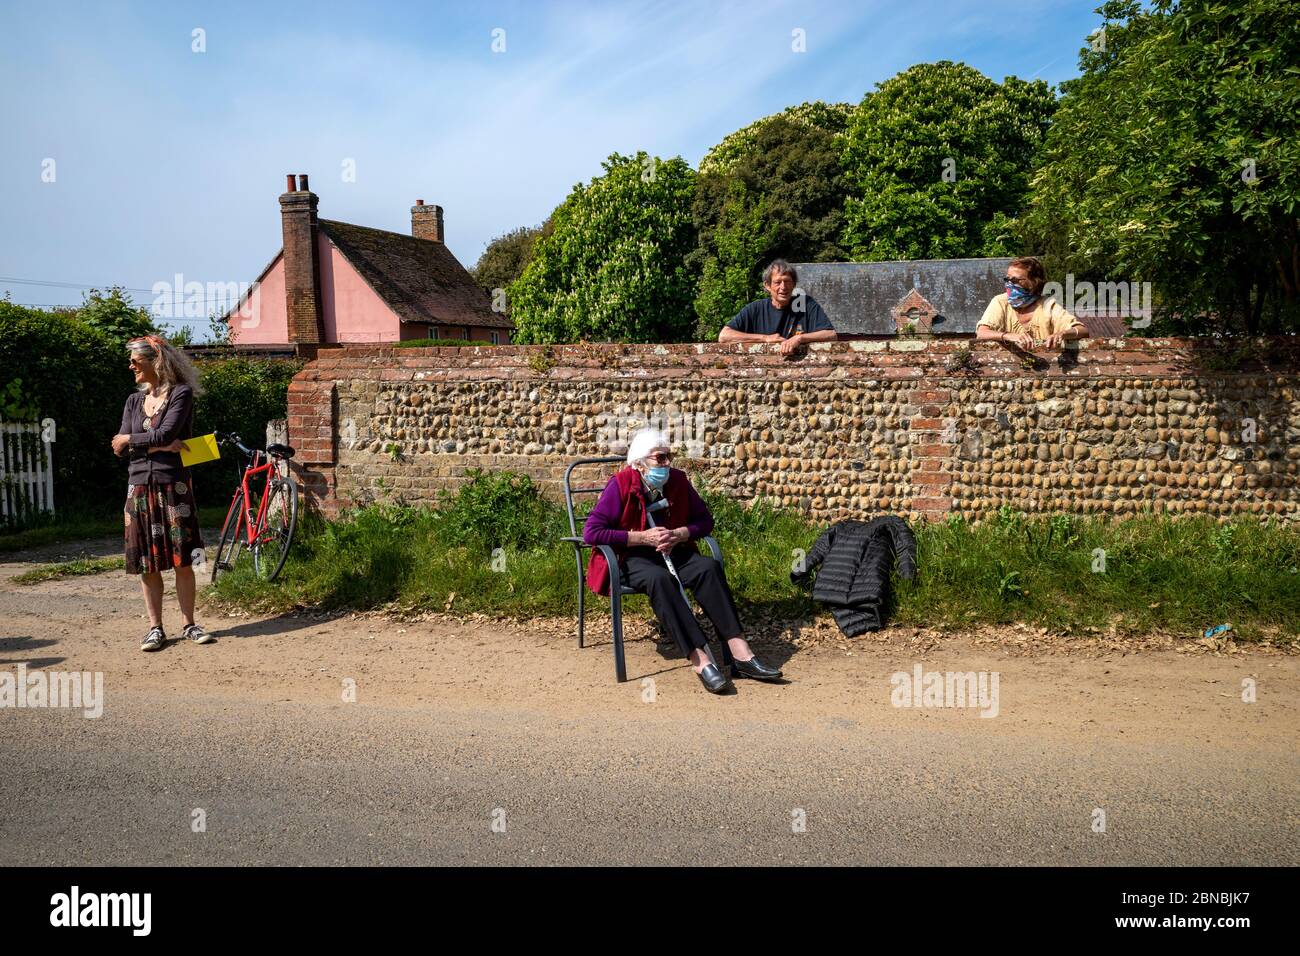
xmin=626 ymin=427 xmax=671 ymax=466
xmin=128 ymin=336 xmax=203 ymax=396
xmin=762 ymin=259 xmax=797 ymax=287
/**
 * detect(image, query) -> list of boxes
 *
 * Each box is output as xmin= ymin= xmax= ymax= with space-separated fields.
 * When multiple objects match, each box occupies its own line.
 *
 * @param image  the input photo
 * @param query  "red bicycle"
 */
xmin=210 ymin=431 xmax=298 ymax=583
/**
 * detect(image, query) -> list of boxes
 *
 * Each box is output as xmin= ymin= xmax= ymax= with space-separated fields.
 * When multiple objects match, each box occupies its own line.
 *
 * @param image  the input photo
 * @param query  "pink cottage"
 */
xmin=224 ymin=174 xmax=512 ymax=352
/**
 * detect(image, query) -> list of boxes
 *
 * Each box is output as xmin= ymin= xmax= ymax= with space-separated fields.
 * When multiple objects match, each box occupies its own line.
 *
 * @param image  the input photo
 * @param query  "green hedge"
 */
xmin=192 ymin=357 xmax=304 ymax=504
xmin=392 ymin=338 xmax=480 ymax=348
xmin=0 ymin=303 xmax=133 ymax=515
xmin=0 ymin=299 xmax=303 ymax=519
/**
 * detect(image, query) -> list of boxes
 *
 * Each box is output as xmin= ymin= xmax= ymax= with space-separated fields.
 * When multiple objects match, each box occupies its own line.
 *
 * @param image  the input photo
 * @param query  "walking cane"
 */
xmin=645 ymin=496 xmax=691 ymax=605
xmin=645 ymin=493 xmax=724 ymax=669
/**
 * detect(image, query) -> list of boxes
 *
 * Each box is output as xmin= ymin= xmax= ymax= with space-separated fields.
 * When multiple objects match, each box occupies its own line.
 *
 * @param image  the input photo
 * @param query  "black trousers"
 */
xmin=622 ymin=547 xmax=741 ymax=664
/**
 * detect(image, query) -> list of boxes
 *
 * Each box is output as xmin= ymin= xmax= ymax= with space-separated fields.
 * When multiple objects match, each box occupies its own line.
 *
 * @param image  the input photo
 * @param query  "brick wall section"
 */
xmin=284 ymin=338 xmax=1300 ymax=524
xmin=286 ymin=377 xmax=338 ymax=516
xmin=908 ymin=385 xmax=955 ymax=515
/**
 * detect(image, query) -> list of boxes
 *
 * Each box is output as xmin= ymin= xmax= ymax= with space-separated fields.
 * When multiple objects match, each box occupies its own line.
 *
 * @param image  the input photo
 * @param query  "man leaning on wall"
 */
xmin=718 ymin=259 xmax=838 ymax=355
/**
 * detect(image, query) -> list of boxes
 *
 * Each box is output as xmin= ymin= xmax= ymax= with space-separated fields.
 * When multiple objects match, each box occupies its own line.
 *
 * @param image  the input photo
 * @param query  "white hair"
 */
xmin=626 ymin=428 xmax=670 ymax=465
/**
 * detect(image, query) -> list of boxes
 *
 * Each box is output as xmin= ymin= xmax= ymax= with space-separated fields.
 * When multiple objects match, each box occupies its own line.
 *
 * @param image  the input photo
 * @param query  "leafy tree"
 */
xmin=508 ymin=152 xmax=698 ymax=344
xmin=700 ymin=101 xmax=854 ymax=175
xmin=472 ymin=223 xmax=548 ymax=300
xmin=691 ymin=116 xmax=850 ymax=338
xmin=1018 ymin=0 xmax=1300 ymax=333
xmin=165 ymin=323 xmax=195 ymax=346
xmin=76 ymin=287 xmax=157 ymax=347
xmin=840 ymin=62 xmax=1056 ymax=261
xmin=205 ymin=309 xmax=235 ymax=346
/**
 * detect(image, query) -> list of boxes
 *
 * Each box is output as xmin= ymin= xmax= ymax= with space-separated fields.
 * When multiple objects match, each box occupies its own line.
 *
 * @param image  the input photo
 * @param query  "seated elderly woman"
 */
xmin=583 ymin=429 xmax=781 ymax=694
xmin=975 ymin=256 xmax=1088 ymax=350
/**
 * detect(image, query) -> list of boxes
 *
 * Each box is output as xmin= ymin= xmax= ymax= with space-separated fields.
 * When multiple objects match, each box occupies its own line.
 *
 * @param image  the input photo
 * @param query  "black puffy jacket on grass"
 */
xmin=790 ymin=516 xmax=918 ymax=637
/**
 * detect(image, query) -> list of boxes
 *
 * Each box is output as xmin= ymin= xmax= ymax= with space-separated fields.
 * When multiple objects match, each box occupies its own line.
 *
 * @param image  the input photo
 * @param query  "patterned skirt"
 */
xmin=124 ymin=478 xmax=204 ymax=575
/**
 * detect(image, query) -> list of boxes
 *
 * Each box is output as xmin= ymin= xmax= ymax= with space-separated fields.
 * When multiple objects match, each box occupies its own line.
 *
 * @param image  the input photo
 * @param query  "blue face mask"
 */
xmin=644 ymin=466 xmax=670 ymax=489
xmin=1006 ymin=284 xmax=1040 ymax=309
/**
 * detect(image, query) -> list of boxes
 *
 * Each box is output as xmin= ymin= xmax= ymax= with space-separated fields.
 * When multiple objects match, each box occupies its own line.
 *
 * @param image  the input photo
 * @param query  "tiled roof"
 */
xmin=319 ymin=220 xmax=512 ymax=330
xmin=1073 ymin=312 xmax=1134 ymax=339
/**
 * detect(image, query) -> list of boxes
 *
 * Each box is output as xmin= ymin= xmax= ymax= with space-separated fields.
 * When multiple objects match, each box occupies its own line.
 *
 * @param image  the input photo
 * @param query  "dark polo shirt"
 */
xmin=726 ymin=295 xmax=834 ymax=339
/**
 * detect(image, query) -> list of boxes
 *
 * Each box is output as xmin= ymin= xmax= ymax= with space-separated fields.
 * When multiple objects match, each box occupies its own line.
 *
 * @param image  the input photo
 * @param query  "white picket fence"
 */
xmin=0 ymin=418 xmax=55 ymax=522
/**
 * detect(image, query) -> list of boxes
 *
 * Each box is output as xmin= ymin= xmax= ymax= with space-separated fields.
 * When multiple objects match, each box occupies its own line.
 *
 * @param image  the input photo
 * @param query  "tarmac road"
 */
xmin=1 ymin=538 xmax=1297 ymax=865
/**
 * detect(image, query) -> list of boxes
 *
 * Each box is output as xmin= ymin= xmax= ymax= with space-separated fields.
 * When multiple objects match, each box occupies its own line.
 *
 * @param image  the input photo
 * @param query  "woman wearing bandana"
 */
xmin=111 ymin=335 xmax=212 ymax=652
xmin=583 ymin=428 xmax=782 ymax=694
xmin=975 ymin=256 xmax=1088 ymax=350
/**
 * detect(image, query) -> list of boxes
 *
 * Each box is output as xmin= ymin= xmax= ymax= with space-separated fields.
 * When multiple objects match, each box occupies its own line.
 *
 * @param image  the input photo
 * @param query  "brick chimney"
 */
xmin=411 ymin=199 xmax=444 ymax=242
xmin=280 ymin=173 xmax=325 ymax=347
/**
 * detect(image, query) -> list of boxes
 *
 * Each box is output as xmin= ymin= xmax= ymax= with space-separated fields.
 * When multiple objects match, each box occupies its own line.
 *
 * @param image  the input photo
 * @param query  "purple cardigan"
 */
xmin=118 ymin=384 xmax=196 ymax=485
xmin=583 ymin=472 xmax=715 ymax=548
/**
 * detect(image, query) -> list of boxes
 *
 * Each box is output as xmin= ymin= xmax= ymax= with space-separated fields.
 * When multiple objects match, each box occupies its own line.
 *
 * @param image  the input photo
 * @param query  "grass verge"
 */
xmin=11 ymin=555 xmax=125 ymax=584
xmin=0 ymin=505 xmax=228 ymax=554
xmin=205 ymin=473 xmax=1300 ymax=645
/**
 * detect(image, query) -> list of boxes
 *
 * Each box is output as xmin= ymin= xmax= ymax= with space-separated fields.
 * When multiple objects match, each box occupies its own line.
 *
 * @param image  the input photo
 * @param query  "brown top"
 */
xmin=118 ymin=384 xmax=195 ymax=485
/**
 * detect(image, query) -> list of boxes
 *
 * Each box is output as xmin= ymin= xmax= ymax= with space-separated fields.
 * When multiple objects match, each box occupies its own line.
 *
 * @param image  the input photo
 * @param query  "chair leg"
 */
xmin=611 ymin=592 xmax=627 ymax=683
xmin=577 ymin=582 xmax=586 ymax=649
xmin=574 ymin=551 xmax=586 ymax=648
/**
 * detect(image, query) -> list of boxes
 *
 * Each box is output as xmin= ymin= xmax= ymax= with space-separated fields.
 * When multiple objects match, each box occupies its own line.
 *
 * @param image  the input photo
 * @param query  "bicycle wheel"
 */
xmin=211 ymin=492 xmax=248 ymax=583
xmin=253 ymin=476 xmax=298 ymax=582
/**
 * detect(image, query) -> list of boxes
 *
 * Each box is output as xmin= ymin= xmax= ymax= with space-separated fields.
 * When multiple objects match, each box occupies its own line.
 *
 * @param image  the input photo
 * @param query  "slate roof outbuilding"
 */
xmin=790 ymin=258 xmax=1138 ymax=339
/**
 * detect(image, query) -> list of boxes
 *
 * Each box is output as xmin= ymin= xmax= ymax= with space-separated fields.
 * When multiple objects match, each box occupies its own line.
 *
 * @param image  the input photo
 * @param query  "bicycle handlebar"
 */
xmin=216 ymin=431 xmax=292 ymax=461
xmin=216 ymin=431 xmax=255 ymax=457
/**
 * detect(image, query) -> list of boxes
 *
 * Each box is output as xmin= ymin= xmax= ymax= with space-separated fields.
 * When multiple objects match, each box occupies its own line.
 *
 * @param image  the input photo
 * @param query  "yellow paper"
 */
xmin=179 ymin=433 xmax=220 ymax=467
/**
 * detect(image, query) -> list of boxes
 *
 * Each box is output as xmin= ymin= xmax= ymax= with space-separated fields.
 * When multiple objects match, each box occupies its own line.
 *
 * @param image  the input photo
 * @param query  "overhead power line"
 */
xmin=0 ymin=275 xmax=161 ymax=295
xmin=8 ymin=302 xmax=209 ymax=323
xmin=0 ymin=275 xmax=253 ymax=305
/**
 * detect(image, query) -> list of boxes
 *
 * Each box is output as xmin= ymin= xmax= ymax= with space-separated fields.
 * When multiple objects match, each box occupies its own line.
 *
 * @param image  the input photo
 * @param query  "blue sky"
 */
xmin=0 ymin=0 xmax=1103 ymax=331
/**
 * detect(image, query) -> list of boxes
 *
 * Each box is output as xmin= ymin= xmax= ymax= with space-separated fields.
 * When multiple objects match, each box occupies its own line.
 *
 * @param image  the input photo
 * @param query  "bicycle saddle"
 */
xmin=267 ymin=443 xmax=296 ymax=459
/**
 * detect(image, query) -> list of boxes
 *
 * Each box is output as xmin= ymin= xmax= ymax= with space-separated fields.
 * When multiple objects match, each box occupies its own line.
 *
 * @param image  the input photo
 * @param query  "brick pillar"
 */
xmin=280 ymin=173 xmax=325 ymax=347
xmin=908 ymin=386 xmax=955 ymax=520
xmin=286 ymin=373 xmax=338 ymax=517
xmin=411 ymin=199 xmax=444 ymax=242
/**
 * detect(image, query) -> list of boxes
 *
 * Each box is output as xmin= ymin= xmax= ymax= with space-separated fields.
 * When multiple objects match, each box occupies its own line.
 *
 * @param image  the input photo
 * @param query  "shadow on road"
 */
xmin=0 ymin=536 xmax=123 ymax=567
xmin=0 ymin=635 xmax=66 ymax=667
xmin=207 ymin=611 xmax=349 ymax=642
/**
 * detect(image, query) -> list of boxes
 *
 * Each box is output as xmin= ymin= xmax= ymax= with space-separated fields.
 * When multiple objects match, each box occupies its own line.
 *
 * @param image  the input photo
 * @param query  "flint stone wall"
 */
xmin=283 ymin=338 xmax=1300 ymax=524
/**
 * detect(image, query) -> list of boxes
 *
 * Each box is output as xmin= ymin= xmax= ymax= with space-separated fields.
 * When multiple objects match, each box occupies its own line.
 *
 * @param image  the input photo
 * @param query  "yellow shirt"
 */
xmin=978 ymin=294 xmax=1083 ymax=342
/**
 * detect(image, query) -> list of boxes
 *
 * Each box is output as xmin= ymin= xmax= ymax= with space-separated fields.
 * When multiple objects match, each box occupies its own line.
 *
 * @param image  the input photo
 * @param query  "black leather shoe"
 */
xmin=696 ymin=663 xmax=733 ymax=694
xmin=731 ymin=656 xmax=783 ymax=682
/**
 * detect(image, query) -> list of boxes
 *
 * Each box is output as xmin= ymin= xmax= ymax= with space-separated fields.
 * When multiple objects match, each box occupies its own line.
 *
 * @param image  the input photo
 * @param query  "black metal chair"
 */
xmin=561 ymin=456 xmax=724 ymax=683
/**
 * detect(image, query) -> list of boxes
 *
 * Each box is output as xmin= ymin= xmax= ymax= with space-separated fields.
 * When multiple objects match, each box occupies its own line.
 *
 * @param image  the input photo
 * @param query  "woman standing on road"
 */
xmin=110 ymin=335 xmax=212 ymax=652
